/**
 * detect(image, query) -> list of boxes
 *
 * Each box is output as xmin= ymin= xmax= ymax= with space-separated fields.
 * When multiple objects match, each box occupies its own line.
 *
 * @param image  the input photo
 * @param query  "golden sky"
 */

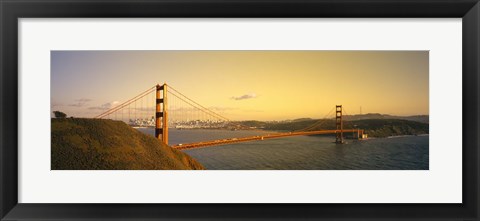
xmin=51 ymin=51 xmax=428 ymax=120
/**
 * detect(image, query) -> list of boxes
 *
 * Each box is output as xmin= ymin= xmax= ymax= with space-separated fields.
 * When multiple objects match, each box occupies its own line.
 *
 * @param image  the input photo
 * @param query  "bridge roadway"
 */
xmin=172 ymin=129 xmax=363 ymax=150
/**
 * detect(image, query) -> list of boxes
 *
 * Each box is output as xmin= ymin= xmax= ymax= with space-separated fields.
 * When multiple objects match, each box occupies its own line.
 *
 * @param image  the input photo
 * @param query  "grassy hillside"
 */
xmin=51 ymin=118 xmax=204 ymax=170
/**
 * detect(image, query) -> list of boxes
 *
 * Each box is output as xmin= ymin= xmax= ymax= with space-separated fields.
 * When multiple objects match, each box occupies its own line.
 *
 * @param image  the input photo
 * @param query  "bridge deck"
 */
xmin=172 ymin=129 xmax=363 ymax=150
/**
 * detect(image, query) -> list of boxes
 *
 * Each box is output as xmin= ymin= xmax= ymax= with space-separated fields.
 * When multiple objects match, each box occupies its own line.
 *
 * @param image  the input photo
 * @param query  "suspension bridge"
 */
xmin=95 ymin=83 xmax=367 ymax=150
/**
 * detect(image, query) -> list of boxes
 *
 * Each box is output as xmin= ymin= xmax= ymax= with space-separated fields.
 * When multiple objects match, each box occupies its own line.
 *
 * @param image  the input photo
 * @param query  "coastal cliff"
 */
xmin=51 ymin=118 xmax=204 ymax=170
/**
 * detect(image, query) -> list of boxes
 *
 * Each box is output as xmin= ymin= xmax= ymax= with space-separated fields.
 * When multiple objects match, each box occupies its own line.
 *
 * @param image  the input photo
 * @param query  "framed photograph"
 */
xmin=49 ymin=50 xmax=430 ymax=170
xmin=1 ymin=0 xmax=479 ymax=220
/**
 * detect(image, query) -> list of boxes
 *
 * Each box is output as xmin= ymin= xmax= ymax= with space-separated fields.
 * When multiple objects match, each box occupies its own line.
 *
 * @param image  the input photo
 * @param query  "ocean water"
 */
xmin=137 ymin=128 xmax=429 ymax=170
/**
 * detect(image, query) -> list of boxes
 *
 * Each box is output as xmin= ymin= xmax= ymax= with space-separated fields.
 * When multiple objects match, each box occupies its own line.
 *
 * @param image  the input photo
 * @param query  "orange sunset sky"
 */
xmin=51 ymin=51 xmax=429 ymax=121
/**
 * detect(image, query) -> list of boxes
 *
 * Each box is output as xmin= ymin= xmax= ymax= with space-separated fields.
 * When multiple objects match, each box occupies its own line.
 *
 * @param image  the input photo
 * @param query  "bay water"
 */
xmin=137 ymin=128 xmax=429 ymax=170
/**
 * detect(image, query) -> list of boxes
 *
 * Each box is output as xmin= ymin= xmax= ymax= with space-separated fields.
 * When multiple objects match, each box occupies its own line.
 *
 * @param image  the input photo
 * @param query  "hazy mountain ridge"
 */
xmin=238 ymin=114 xmax=429 ymax=138
xmin=341 ymin=113 xmax=429 ymax=123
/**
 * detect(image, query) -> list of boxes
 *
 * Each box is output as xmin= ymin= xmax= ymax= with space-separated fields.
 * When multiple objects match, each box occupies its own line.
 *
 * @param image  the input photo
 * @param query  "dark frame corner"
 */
xmin=1 ymin=0 xmax=479 ymax=220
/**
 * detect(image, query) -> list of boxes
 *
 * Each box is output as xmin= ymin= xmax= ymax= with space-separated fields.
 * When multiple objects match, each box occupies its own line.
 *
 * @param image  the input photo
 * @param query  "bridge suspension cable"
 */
xmin=167 ymin=85 xmax=230 ymax=122
xmin=95 ymin=86 xmax=156 ymax=119
xmin=167 ymin=85 xmax=257 ymax=131
xmin=341 ymin=107 xmax=356 ymax=129
xmin=294 ymin=106 xmax=335 ymax=132
xmin=94 ymin=84 xmax=244 ymax=131
xmin=93 ymin=83 xmax=364 ymax=148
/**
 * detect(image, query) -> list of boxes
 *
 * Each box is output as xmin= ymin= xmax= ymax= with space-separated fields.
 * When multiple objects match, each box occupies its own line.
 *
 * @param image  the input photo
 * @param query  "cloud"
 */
xmin=231 ymin=93 xmax=257 ymax=101
xmin=88 ymin=101 xmax=119 ymax=110
xmin=69 ymin=98 xmax=92 ymax=107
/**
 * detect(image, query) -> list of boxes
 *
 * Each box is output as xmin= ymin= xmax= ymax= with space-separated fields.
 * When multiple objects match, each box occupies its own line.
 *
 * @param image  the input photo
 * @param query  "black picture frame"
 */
xmin=1 ymin=0 xmax=479 ymax=220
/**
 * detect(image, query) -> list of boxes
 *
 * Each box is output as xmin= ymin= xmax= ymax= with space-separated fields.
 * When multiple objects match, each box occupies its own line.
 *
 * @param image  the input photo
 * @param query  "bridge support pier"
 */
xmin=155 ymin=83 xmax=168 ymax=144
xmin=335 ymin=105 xmax=344 ymax=144
xmin=359 ymin=129 xmax=366 ymax=140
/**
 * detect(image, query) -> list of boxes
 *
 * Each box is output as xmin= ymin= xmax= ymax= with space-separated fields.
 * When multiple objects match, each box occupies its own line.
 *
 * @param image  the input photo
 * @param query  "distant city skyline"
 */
xmin=51 ymin=51 xmax=429 ymax=121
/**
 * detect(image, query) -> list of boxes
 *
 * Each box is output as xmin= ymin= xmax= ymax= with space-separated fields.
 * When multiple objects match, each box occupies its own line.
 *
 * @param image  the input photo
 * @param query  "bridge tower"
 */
xmin=335 ymin=105 xmax=344 ymax=144
xmin=155 ymin=83 xmax=168 ymax=144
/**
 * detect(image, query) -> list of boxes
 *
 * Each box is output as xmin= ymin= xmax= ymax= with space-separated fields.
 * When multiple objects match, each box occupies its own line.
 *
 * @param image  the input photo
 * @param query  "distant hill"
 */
xmin=292 ymin=118 xmax=313 ymax=122
xmin=238 ymin=114 xmax=428 ymax=128
xmin=348 ymin=119 xmax=429 ymax=137
xmin=51 ymin=118 xmax=204 ymax=170
xmin=245 ymin=118 xmax=428 ymax=138
xmin=342 ymin=113 xmax=429 ymax=123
